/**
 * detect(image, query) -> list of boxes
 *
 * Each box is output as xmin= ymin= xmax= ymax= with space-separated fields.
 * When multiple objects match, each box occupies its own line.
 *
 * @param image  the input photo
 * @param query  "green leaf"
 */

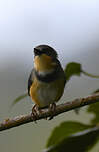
xmin=64 ymin=62 xmax=99 ymax=82
xmin=65 ymin=62 xmax=82 ymax=81
xmin=87 ymin=89 xmax=99 ymax=124
xmin=87 ymin=102 xmax=99 ymax=124
xmin=45 ymin=126 xmax=99 ymax=152
xmin=10 ymin=92 xmax=28 ymax=108
xmin=46 ymin=121 xmax=91 ymax=147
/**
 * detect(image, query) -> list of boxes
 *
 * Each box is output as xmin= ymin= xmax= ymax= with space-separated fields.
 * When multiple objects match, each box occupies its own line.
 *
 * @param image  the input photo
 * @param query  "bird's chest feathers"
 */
xmin=38 ymin=82 xmax=57 ymax=104
xmin=30 ymin=79 xmax=58 ymax=107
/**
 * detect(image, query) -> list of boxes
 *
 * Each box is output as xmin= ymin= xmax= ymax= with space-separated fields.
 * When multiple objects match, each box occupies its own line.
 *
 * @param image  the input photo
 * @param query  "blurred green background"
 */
xmin=0 ymin=0 xmax=99 ymax=151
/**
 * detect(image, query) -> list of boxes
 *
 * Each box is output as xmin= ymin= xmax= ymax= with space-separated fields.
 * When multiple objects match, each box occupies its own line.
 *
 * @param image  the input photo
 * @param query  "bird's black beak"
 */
xmin=34 ymin=48 xmax=42 ymax=56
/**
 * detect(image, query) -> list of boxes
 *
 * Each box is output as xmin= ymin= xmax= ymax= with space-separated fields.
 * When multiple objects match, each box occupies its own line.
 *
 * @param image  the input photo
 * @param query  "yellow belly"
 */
xmin=30 ymin=78 xmax=65 ymax=108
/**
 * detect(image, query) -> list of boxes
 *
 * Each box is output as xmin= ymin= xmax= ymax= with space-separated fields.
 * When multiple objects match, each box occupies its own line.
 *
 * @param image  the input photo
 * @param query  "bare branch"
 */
xmin=0 ymin=93 xmax=99 ymax=132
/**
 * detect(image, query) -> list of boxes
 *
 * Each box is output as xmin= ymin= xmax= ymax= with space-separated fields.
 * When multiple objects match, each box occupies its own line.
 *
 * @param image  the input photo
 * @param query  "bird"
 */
xmin=28 ymin=45 xmax=66 ymax=119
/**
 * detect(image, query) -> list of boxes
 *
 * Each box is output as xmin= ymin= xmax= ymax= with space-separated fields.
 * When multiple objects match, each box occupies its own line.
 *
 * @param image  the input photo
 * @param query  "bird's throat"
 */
xmin=34 ymin=55 xmax=55 ymax=72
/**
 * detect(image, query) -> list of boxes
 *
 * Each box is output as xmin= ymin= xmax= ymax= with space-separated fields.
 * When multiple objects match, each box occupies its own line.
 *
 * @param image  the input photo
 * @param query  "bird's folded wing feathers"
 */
xmin=28 ymin=69 xmax=34 ymax=96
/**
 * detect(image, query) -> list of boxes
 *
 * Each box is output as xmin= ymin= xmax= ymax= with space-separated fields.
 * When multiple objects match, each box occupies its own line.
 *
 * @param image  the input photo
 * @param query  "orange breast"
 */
xmin=34 ymin=54 xmax=54 ymax=72
xmin=30 ymin=77 xmax=65 ymax=108
xmin=30 ymin=78 xmax=41 ymax=106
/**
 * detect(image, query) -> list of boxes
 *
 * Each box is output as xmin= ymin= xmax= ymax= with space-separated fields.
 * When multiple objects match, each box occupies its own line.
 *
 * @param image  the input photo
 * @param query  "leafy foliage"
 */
xmin=64 ymin=62 xmax=82 ymax=81
xmin=45 ymin=125 xmax=99 ymax=152
xmin=87 ymin=89 xmax=99 ymax=124
xmin=46 ymin=121 xmax=91 ymax=148
xmin=46 ymin=88 xmax=99 ymax=152
xmin=88 ymin=102 xmax=99 ymax=124
xmin=11 ymin=92 xmax=28 ymax=108
xmin=65 ymin=62 xmax=99 ymax=81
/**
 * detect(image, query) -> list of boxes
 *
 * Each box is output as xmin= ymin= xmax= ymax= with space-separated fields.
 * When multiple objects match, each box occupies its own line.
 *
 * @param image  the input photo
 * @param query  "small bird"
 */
xmin=28 ymin=45 xmax=66 ymax=118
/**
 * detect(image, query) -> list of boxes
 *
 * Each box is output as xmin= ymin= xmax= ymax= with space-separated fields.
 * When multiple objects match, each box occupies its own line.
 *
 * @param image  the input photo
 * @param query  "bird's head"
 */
xmin=33 ymin=45 xmax=58 ymax=72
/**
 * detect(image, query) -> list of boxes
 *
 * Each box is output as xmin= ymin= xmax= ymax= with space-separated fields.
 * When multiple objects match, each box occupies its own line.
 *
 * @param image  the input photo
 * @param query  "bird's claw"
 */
xmin=49 ymin=103 xmax=56 ymax=120
xmin=31 ymin=104 xmax=39 ymax=122
xmin=31 ymin=103 xmax=56 ymax=121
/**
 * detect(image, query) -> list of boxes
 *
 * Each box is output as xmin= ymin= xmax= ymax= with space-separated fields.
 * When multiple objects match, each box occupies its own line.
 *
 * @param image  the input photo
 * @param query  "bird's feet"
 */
xmin=31 ymin=104 xmax=41 ymax=122
xmin=49 ymin=103 xmax=56 ymax=120
xmin=31 ymin=103 xmax=56 ymax=121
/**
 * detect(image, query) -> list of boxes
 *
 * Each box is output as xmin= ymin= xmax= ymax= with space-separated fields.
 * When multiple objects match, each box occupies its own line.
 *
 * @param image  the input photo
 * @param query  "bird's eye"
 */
xmin=46 ymin=52 xmax=50 ymax=56
xmin=43 ymin=50 xmax=51 ymax=56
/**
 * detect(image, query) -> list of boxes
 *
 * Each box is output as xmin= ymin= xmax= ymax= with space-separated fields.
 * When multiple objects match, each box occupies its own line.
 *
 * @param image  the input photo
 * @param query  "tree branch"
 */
xmin=1 ymin=93 xmax=99 ymax=132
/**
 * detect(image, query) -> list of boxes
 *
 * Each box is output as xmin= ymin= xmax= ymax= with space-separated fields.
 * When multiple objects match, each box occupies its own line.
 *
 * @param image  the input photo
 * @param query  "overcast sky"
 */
xmin=0 ymin=0 xmax=99 ymax=60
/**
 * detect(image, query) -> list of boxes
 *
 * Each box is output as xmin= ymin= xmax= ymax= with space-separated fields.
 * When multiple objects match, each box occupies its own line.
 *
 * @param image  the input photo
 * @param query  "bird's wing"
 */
xmin=28 ymin=69 xmax=35 ymax=96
